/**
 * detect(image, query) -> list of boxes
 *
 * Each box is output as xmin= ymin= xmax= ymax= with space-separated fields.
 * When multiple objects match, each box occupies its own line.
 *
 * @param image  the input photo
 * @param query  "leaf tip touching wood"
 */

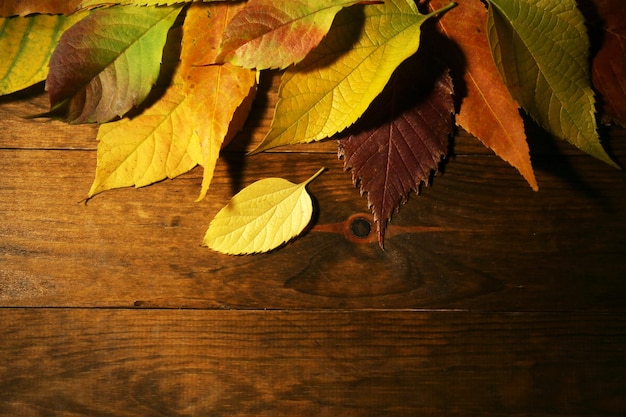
xmin=338 ymin=49 xmax=455 ymax=248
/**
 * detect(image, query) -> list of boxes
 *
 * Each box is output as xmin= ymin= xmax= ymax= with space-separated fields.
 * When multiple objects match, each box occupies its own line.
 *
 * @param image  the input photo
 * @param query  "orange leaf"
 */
xmin=88 ymin=3 xmax=256 ymax=198
xmin=179 ymin=3 xmax=257 ymax=200
xmin=430 ymin=0 xmax=537 ymax=191
xmin=216 ymin=0 xmax=374 ymax=70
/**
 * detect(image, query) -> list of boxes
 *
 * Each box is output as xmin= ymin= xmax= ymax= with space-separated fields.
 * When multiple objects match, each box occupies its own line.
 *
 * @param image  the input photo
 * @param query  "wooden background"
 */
xmin=2 ymin=73 xmax=626 ymax=416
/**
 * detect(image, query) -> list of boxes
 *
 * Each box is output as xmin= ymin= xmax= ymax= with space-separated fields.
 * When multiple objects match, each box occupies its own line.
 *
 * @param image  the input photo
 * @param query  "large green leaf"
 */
xmin=487 ymin=0 xmax=618 ymax=168
xmin=0 ymin=13 xmax=87 ymax=95
xmin=46 ymin=5 xmax=181 ymax=123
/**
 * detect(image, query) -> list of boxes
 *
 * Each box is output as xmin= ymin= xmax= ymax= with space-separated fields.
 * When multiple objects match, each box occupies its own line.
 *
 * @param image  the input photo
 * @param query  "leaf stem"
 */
xmin=427 ymin=1 xmax=457 ymax=19
xmin=303 ymin=167 xmax=327 ymax=186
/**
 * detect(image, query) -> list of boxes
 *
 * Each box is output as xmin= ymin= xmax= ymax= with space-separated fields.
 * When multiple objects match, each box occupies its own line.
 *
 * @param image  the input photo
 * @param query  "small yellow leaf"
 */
xmin=204 ymin=168 xmax=325 ymax=255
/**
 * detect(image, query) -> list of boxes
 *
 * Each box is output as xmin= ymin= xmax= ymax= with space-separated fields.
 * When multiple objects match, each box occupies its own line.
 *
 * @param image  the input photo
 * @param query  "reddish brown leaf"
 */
xmin=429 ymin=0 xmax=538 ymax=191
xmin=0 ymin=1 xmax=82 ymax=16
xmin=580 ymin=0 xmax=626 ymax=127
xmin=338 ymin=53 xmax=454 ymax=248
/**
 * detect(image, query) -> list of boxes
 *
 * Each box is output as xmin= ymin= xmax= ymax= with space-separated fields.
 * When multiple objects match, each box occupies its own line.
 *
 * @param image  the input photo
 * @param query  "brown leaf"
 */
xmin=0 ymin=0 xmax=82 ymax=16
xmin=338 ymin=52 xmax=454 ymax=248
xmin=580 ymin=0 xmax=626 ymax=127
xmin=429 ymin=0 xmax=538 ymax=191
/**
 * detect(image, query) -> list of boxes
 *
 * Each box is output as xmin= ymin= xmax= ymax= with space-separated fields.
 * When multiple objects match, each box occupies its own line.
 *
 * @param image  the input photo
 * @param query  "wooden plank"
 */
xmin=1 ymin=308 xmax=624 ymax=417
xmin=0 ymin=309 xmax=626 ymax=417
xmin=2 ymin=145 xmax=626 ymax=310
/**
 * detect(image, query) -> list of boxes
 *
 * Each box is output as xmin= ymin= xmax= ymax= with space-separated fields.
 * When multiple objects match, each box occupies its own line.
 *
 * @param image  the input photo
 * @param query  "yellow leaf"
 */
xmin=88 ymin=2 xmax=256 ymax=199
xmin=87 ymin=85 xmax=204 ymax=197
xmin=180 ymin=3 xmax=257 ymax=201
xmin=252 ymin=0 xmax=455 ymax=153
xmin=204 ymin=168 xmax=325 ymax=255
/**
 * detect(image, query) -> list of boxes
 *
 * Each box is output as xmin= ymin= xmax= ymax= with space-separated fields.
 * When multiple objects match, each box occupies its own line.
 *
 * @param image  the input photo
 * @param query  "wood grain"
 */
xmin=1 ymin=146 xmax=625 ymax=310
xmin=2 ymin=309 xmax=625 ymax=417
xmin=2 ymin=70 xmax=626 ymax=417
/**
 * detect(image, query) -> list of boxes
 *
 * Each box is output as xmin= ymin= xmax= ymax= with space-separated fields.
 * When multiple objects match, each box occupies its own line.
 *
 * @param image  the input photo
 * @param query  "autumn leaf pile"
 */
xmin=1 ymin=0 xmax=624 ymax=254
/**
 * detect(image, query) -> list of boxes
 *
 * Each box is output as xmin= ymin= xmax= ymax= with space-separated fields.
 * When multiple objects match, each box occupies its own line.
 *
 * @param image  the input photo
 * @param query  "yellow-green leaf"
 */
xmin=251 ymin=0 xmax=455 ymax=153
xmin=487 ymin=0 xmax=618 ymax=168
xmin=47 ymin=5 xmax=182 ymax=123
xmin=204 ymin=168 xmax=325 ymax=255
xmin=0 ymin=12 xmax=87 ymax=95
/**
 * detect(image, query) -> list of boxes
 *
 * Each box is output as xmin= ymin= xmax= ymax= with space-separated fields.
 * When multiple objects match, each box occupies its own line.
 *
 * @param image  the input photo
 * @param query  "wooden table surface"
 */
xmin=2 ymin=74 xmax=626 ymax=416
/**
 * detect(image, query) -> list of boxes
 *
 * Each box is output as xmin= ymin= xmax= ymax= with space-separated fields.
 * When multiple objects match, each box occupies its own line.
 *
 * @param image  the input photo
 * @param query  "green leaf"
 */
xmin=203 ymin=168 xmax=325 ymax=255
xmin=46 ymin=5 xmax=182 ymax=123
xmin=0 ymin=12 xmax=87 ymax=95
xmin=251 ymin=0 xmax=456 ymax=153
xmin=487 ymin=0 xmax=618 ymax=168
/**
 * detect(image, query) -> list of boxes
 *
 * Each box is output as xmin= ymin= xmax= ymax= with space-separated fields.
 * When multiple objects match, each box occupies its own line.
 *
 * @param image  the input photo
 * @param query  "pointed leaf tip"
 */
xmin=430 ymin=0 xmax=538 ymax=190
xmin=339 ymin=51 xmax=454 ymax=249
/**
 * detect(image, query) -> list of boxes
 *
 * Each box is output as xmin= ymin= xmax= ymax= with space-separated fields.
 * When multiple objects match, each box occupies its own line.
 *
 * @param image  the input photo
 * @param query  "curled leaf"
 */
xmin=204 ymin=168 xmax=325 ymax=255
